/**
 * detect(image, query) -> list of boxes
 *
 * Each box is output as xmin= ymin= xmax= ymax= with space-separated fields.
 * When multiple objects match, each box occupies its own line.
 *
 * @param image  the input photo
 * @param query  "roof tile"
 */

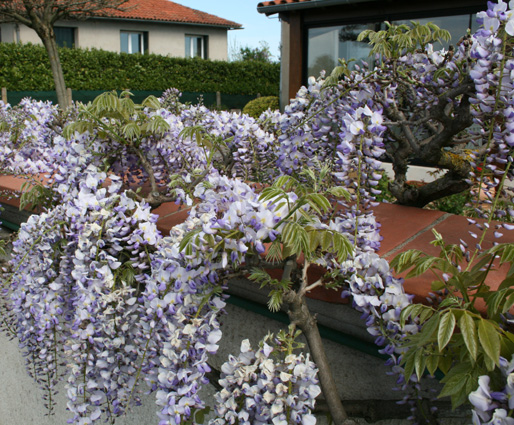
xmin=98 ymin=0 xmax=242 ymax=28
xmin=257 ymin=0 xmax=312 ymax=8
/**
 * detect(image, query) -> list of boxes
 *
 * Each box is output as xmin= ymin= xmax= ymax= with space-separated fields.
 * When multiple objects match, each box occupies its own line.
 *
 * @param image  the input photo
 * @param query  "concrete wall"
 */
xmin=0 ymin=19 xmax=229 ymax=60
xmin=0 ymin=278 xmax=444 ymax=425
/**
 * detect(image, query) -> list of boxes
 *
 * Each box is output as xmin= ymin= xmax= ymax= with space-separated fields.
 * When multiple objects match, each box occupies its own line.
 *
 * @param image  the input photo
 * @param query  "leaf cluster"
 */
xmin=258 ymin=172 xmax=352 ymax=262
xmin=358 ymin=21 xmax=451 ymax=59
xmin=19 ymin=181 xmax=56 ymax=212
xmin=63 ymin=91 xmax=168 ymax=145
xmin=392 ymin=235 xmax=514 ymax=409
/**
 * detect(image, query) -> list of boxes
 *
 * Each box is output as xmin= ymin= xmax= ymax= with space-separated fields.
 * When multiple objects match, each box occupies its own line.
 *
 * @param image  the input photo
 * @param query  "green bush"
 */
xmin=0 ymin=43 xmax=280 ymax=96
xmin=242 ymin=96 xmax=279 ymax=118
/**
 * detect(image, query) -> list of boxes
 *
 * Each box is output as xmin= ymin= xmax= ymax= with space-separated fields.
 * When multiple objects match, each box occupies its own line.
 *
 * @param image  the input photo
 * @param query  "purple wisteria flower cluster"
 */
xmin=210 ymin=337 xmax=320 ymax=425
xmin=467 ymin=0 xmax=514 ymax=225
xmin=469 ymin=356 xmax=514 ymax=425
xmin=6 ymin=168 xmax=230 ymax=425
xmin=0 ymin=98 xmax=63 ymax=176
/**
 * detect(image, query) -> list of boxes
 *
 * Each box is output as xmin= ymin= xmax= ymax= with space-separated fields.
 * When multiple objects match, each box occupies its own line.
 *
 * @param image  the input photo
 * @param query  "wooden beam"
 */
xmin=288 ymin=12 xmax=303 ymax=101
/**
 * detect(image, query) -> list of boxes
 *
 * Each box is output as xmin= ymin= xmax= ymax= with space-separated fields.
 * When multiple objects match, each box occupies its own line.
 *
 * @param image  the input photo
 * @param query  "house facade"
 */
xmin=0 ymin=0 xmax=241 ymax=61
xmin=257 ymin=0 xmax=488 ymax=107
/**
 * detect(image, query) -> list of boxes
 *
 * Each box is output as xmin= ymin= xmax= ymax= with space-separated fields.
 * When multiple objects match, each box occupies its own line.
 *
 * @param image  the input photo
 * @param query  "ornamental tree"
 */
xmin=0 ymin=0 xmax=130 ymax=110
xmin=321 ymin=21 xmax=482 ymax=207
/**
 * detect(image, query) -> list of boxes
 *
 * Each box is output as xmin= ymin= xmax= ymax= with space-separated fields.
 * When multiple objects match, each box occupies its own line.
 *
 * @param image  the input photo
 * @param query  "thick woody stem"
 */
xmin=282 ymin=258 xmax=354 ymax=425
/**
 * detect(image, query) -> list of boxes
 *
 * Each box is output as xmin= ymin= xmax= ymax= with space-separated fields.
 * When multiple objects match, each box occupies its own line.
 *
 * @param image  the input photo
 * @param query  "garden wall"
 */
xmin=0 ymin=295 xmax=413 ymax=424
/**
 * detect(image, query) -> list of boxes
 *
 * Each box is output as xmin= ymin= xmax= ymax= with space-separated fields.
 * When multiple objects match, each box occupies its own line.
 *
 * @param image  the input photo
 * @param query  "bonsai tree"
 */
xmin=324 ymin=21 xmax=479 ymax=207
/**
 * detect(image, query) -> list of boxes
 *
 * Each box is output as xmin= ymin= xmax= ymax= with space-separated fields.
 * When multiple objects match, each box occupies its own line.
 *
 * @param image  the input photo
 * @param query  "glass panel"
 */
xmin=195 ymin=37 xmax=203 ymax=57
xmin=307 ymin=23 xmax=376 ymax=78
xmin=470 ymin=13 xmax=480 ymax=33
xmin=55 ymin=27 xmax=74 ymax=48
xmin=131 ymin=33 xmax=141 ymax=54
xmin=185 ymin=36 xmax=192 ymax=57
xmin=393 ymin=14 xmax=472 ymax=50
xmin=186 ymin=36 xmax=205 ymax=58
xmin=121 ymin=32 xmax=129 ymax=53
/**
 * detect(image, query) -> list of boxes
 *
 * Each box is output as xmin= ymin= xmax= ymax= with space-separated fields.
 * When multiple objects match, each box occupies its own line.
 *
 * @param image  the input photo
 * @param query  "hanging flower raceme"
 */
xmin=210 ymin=336 xmax=321 ymax=425
xmin=468 ymin=0 xmax=514 ymax=227
xmin=7 ymin=170 xmax=165 ymax=424
xmin=0 ymin=98 xmax=64 ymax=176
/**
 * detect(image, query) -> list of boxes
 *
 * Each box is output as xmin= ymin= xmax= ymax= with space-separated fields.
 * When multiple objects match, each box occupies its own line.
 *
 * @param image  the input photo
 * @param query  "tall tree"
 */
xmin=0 ymin=0 xmax=130 ymax=109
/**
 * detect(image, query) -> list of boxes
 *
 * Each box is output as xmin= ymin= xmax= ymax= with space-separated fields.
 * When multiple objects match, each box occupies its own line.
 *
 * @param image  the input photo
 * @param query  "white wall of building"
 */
xmin=0 ymin=19 xmax=229 ymax=60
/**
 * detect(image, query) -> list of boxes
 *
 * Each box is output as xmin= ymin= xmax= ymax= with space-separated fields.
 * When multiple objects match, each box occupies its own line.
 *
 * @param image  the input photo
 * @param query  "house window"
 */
xmin=55 ymin=27 xmax=75 ymax=48
xmin=185 ymin=35 xmax=207 ymax=58
xmin=121 ymin=31 xmax=147 ymax=54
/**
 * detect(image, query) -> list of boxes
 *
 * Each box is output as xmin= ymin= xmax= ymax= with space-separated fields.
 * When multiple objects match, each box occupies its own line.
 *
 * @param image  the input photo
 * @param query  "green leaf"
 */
xmin=248 ymin=268 xmax=273 ymax=286
xmin=478 ymin=319 xmax=501 ymax=367
xmin=459 ymin=313 xmax=478 ymax=361
xmin=503 ymin=292 xmax=514 ymax=314
xmin=485 ymin=289 xmax=510 ymax=319
xmin=142 ymin=95 xmax=161 ymax=109
xmin=265 ymin=240 xmax=283 ymax=263
xmin=406 ymin=256 xmax=440 ymax=279
xmin=390 ymin=249 xmax=424 ymax=274
xmin=178 ymin=228 xmax=202 ymax=256
xmin=306 ymin=193 xmax=332 ymax=215
xmin=273 ymin=175 xmax=297 ymax=191
xmin=402 ymin=348 xmax=416 ymax=381
xmin=417 ymin=314 xmax=440 ymax=346
xmin=438 ymin=372 xmax=467 ymax=399
xmin=326 ymin=186 xmax=351 ymax=200
xmin=438 ymin=311 xmax=456 ymax=351
xmin=400 ymin=304 xmax=424 ymax=327
xmin=426 ymin=354 xmax=439 ymax=376
xmin=419 ymin=307 xmax=435 ymax=324
xmin=121 ymin=121 xmax=141 ymax=140
xmin=414 ymin=349 xmax=427 ymax=380
xmin=282 ymin=222 xmax=309 ymax=258
xmin=490 ymin=243 xmax=514 ymax=265
xmin=268 ymin=290 xmax=284 ymax=312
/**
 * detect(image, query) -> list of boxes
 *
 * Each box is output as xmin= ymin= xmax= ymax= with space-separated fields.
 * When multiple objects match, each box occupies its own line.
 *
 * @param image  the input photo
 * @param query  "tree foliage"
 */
xmin=232 ymin=41 xmax=274 ymax=63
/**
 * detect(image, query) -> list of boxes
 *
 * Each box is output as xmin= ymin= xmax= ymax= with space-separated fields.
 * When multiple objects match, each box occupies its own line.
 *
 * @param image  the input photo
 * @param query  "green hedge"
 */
xmin=0 ymin=43 xmax=280 ymax=96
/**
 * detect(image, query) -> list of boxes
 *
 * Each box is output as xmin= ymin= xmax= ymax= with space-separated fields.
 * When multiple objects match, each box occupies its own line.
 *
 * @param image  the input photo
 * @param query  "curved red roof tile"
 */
xmin=99 ymin=0 xmax=242 ymax=28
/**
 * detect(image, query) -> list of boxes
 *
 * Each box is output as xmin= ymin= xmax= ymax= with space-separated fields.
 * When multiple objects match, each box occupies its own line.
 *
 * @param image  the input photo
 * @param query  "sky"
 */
xmin=172 ymin=1 xmax=281 ymax=61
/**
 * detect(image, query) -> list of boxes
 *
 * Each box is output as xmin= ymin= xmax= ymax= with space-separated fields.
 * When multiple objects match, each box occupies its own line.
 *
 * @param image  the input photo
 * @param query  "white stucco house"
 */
xmin=0 ymin=0 xmax=242 ymax=60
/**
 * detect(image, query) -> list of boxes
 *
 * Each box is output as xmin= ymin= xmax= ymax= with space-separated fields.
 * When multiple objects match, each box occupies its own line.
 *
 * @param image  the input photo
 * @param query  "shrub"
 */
xmin=242 ymin=96 xmax=279 ymax=118
xmin=0 ymin=43 xmax=280 ymax=95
